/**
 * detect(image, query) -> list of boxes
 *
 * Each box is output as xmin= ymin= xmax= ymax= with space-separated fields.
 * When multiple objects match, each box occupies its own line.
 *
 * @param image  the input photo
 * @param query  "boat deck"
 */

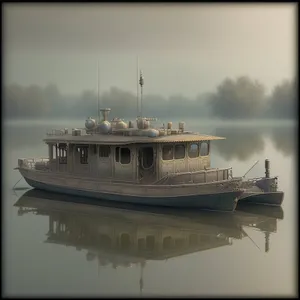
xmin=44 ymin=130 xmax=225 ymax=145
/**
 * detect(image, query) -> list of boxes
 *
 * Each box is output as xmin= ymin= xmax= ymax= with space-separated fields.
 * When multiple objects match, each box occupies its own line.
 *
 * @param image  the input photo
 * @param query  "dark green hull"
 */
xmin=239 ymin=191 xmax=284 ymax=206
xmin=24 ymin=177 xmax=242 ymax=212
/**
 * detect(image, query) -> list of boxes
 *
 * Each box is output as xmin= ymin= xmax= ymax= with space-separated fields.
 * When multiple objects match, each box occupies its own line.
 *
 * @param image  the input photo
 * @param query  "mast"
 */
xmin=139 ymin=70 xmax=144 ymax=118
xmin=136 ymin=56 xmax=139 ymax=117
xmin=97 ymin=62 xmax=100 ymax=123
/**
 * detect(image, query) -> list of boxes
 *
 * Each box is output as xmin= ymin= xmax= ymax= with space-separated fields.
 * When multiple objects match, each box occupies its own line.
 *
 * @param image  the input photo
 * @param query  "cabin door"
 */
xmin=138 ymin=146 xmax=156 ymax=183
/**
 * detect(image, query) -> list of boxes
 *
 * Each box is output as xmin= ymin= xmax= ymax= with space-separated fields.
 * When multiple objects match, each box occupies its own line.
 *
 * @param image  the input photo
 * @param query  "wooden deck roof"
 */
xmin=44 ymin=132 xmax=226 ymax=145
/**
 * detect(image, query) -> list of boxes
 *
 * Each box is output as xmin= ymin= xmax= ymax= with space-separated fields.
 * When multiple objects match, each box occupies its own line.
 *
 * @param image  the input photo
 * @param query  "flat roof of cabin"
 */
xmin=44 ymin=132 xmax=225 ymax=145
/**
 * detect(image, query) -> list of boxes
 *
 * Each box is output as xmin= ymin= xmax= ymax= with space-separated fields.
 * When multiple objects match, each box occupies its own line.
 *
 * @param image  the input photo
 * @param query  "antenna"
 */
xmin=97 ymin=62 xmax=100 ymax=124
xmin=139 ymin=70 xmax=144 ymax=118
xmin=136 ymin=56 xmax=139 ymax=117
xmin=243 ymin=160 xmax=259 ymax=178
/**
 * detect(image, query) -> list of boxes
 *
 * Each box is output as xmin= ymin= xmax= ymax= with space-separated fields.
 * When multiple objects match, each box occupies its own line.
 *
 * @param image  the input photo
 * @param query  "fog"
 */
xmin=3 ymin=3 xmax=296 ymax=98
xmin=3 ymin=6 xmax=297 ymax=297
xmin=3 ymin=76 xmax=296 ymax=120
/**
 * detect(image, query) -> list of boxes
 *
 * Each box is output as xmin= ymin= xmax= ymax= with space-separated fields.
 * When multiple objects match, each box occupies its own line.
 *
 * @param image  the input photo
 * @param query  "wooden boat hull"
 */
xmin=238 ymin=176 xmax=284 ymax=206
xmin=23 ymin=177 xmax=241 ymax=212
xmin=20 ymin=169 xmax=243 ymax=212
xmin=238 ymin=191 xmax=284 ymax=206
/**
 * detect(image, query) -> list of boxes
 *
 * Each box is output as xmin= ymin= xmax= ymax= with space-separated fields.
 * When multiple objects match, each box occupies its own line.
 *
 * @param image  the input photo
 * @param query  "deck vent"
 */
xmin=99 ymin=108 xmax=111 ymax=122
xmin=128 ymin=120 xmax=134 ymax=128
xmin=72 ymin=129 xmax=82 ymax=136
xmin=179 ymin=122 xmax=185 ymax=133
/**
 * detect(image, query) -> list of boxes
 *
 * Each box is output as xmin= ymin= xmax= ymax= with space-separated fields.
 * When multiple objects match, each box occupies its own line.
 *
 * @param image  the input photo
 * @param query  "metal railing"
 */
xmin=46 ymin=129 xmax=69 ymax=136
xmin=240 ymin=176 xmax=278 ymax=191
xmin=18 ymin=158 xmax=50 ymax=170
xmin=46 ymin=128 xmax=88 ymax=136
xmin=154 ymin=167 xmax=233 ymax=185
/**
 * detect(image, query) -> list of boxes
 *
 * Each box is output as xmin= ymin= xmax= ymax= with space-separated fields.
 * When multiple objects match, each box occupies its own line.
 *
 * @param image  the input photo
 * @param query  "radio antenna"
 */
xmin=139 ymin=70 xmax=144 ymax=118
xmin=136 ymin=56 xmax=139 ymax=117
xmin=97 ymin=61 xmax=100 ymax=123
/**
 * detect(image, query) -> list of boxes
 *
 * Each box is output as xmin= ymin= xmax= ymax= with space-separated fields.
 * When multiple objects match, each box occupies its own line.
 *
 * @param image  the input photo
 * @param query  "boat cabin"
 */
xmin=44 ymin=114 xmax=228 ymax=184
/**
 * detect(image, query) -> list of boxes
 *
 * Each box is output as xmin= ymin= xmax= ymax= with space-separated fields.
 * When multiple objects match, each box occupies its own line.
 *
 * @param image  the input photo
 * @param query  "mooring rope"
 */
xmin=12 ymin=177 xmax=30 ymax=191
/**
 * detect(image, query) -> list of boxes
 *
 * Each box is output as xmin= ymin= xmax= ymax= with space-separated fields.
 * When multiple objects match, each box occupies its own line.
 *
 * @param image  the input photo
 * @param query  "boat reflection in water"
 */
xmin=14 ymin=189 xmax=284 ymax=294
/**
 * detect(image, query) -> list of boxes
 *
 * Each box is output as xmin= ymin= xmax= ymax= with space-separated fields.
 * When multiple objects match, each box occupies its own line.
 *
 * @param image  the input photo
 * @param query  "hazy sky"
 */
xmin=3 ymin=3 xmax=296 ymax=98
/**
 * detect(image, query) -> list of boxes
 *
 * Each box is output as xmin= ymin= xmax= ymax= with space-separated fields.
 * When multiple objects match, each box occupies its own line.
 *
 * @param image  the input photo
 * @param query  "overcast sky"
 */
xmin=3 ymin=3 xmax=296 ymax=98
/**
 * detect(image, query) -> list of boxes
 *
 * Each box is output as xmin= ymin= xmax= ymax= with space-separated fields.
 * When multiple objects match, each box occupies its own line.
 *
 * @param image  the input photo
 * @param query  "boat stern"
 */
xmin=16 ymin=158 xmax=50 ymax=171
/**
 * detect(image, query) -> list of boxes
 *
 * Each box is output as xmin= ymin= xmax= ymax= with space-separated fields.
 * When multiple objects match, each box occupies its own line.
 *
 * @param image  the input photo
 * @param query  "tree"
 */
xmin=209 ymin=76 xmax=266 ymax=119
xmin=23 ymin=85 xmax=48 ymax=117
xmin=3 ymin=84 xmax=25 ymax=118
xmin=43 ymin=84 xmax=65 ymax=117
xmin=267 ymin=79 xmax=296 ymax=119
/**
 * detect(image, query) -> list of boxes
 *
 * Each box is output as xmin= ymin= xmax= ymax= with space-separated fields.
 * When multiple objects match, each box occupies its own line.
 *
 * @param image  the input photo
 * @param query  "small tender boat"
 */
xmin=238 ymin=159 xmax=284 ymax=206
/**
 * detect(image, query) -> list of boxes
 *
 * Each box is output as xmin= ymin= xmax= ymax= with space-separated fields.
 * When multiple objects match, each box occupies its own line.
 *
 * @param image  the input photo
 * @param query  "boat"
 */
xmin=14 ymin=69 xmax=283 ymax=211
xmin=15 ymin=71 xmax=246 ymax=212
xmin=213 ymin=127 xmax=285 ymax=206
xmin=238 ymin=159 xmax=284 ymax=206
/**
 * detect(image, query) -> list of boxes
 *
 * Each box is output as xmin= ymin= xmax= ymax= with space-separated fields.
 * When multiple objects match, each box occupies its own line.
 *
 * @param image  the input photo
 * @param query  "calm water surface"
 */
xmin=2 ymin=119 xmax=297 ymax=297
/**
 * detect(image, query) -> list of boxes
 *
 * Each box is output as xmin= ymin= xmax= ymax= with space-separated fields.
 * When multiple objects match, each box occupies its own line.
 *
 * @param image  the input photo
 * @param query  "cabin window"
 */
xmin=120 ymin=147 xmax=131 ymax=164
xmin=200 ymin=141 xmax=209 ymax=156
xmin=188 ymin=143 xmax=199 ymax=158
xmin=58 ymin=144 xmax=67 ymax=164
xmin=174 ymin=144 xmax=185 ymax=159
xmin=162 ymin=145 xmax=173 ymax=160
xmin=141 ymin=147 xmax=154 ymax=169
xmin=93 ymin=145 xmax=97 ymax=155
xmin=99 ymin=145 xmax=111 ymax=157
xmin=115 ymin=147 xmax=131 ymax=164
xmin=78 ymin=146 xmax=88 ymax=164
xmin=115 ymin=147 xmax=120 ymax=162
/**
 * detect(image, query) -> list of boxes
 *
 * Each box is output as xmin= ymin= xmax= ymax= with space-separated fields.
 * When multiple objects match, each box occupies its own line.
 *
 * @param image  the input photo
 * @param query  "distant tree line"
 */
xmin=3 ymin=76 xmax=296 ymax=120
